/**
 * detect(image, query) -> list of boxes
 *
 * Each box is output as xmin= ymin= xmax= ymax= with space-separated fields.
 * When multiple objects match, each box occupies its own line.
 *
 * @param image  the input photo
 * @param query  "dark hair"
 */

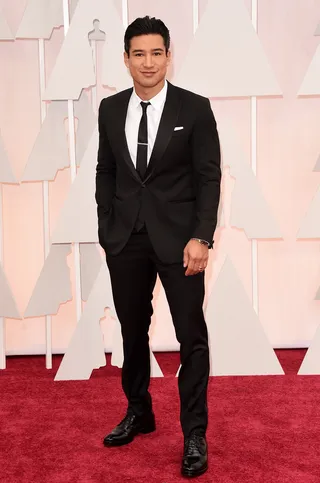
xmin=124 ymin=16 xmax=170 ymax=56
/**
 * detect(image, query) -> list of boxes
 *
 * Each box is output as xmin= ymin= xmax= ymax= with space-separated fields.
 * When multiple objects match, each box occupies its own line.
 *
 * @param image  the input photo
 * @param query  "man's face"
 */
xmin=124 ymin=34 xmax=171 ymax=89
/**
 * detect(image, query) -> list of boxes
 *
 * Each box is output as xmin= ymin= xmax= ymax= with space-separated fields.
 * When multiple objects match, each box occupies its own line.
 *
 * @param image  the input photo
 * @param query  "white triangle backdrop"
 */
xmin=218 ymin=118 xmax=281 ymax=238
xmin=0 ymin=135 xmax=16 ymax=183
xmin=16 ymin=0 xmax=63 ymax=39
xmin=0 ymin=265 xmax=20 ymax=319
xmin=174 ymin=0 xmax=282 ymax=97
xmin=24 ymin=245 xmax=72 ymax=318
xmin=44 ymin=0 xmax=131 ymax=100
xmin=52 ymin=129 xmax=99 ymax=243
xmin=298 ymin=43 xmax=320 ymax=96
xmin=0 ymin=6 xmax=14 ymax=39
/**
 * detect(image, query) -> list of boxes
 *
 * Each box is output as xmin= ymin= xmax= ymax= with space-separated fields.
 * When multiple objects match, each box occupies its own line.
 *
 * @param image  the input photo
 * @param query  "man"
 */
xmin=96 ymin=16 xmax=221 ymax=478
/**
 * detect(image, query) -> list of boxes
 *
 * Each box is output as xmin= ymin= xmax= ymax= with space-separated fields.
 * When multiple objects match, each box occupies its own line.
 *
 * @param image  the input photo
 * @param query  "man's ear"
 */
xmin=124 ymin=51 xmax=129 ymax=68
xmin=166 ymin=50 xmax=171 ymax=66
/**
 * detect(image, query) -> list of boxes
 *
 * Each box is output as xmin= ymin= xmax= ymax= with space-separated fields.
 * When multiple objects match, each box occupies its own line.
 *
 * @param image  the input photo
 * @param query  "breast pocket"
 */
xmin=172 ymin=128 xmax=186 ymax=137
xmin=170 ymin=128 xmax=190 ymax=149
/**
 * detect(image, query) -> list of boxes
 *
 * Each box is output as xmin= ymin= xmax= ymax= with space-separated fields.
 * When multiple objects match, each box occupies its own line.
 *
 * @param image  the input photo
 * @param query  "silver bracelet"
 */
xmin=191 ymin=238 xmax=210 ymax=247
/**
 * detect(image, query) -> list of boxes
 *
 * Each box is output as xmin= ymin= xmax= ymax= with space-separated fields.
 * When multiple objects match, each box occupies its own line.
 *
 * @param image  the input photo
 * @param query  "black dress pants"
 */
xmin=106 ymin=229 xmax=210 ymax=437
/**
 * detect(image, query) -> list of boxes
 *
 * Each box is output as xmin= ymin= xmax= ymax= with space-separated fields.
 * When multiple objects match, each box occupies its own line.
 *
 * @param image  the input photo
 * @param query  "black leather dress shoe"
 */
xmin=181 ymin=432 xmax=208 ymax=478
xmin=103 ymin=412 xmax=156 ymax=447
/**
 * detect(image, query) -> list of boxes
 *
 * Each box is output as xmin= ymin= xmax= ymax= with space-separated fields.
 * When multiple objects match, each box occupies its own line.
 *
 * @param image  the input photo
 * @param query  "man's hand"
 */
xmin=183 ymin=239 xmax=209 ymax=276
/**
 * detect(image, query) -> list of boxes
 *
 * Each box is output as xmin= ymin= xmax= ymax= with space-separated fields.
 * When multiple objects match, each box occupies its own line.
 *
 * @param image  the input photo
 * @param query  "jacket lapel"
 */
xmin=144 ymin=82 xmax=181 ymax=182
xmin=113 ymin=87 xmax=141 ymax=183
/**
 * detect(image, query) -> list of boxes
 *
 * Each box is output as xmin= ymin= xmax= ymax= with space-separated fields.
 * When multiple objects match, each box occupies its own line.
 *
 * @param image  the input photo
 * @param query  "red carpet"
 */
xmin=1 ymin=350 xmax=320 ymax=483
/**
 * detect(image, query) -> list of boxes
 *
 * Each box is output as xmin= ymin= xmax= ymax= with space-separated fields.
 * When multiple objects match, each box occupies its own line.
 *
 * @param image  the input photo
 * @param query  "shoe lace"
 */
xmin=119 ymin=413 xmax=135 ymax=430
xmin=185 ymin=433 xmax=201 ymax=456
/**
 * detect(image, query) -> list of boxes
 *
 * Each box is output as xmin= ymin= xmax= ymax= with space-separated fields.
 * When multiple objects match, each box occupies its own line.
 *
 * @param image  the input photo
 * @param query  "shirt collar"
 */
xmin=131 ymin=80 xmax=168 ymax=111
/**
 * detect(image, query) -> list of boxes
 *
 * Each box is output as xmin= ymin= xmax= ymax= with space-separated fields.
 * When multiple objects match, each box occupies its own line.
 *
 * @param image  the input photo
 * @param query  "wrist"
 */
xmin=191 ymin=238 xmax=210 ymax=247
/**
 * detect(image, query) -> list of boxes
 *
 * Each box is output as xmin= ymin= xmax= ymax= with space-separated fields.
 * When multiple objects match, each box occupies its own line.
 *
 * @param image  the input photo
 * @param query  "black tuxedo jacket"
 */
xmin=95 ymin=81 xmax=221 ymax=264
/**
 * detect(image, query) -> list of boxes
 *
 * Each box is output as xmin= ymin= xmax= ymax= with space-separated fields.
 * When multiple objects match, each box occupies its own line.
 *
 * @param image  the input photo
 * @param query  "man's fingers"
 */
xmin=185 ymin=259 xmax=197 ymax=276
xmin=183 ymin=250 xmax=189 ymax=268
xmin=198 ymin=258 xmax=208 ymax=271
xmin=185 ymin=259 xmax=193 ymax=276
xmin=186 ymin=257 xmax=209 ymax=276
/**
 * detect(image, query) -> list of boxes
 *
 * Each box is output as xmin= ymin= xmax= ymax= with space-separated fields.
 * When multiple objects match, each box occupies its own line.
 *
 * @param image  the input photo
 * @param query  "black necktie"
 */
xmin=136 ymin=101 xmax=151 ymax=180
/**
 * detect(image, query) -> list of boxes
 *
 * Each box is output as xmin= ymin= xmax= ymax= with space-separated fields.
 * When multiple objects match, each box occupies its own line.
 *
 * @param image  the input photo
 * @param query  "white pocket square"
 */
xmin=174 ymin=126 xmax=184 ymax=131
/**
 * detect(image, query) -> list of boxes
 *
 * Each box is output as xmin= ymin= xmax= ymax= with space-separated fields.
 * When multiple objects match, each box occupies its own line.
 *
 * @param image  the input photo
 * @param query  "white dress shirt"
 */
xmin=125 ymin=80 xmax=168 ymax=167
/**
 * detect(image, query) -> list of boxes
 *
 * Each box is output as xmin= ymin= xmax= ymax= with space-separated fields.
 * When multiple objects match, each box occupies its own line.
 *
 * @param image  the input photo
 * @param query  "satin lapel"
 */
xmin=114 ymin=87 xmax=141 ymax=183
xmin=144 ymin=82 xmax=181 ymax=183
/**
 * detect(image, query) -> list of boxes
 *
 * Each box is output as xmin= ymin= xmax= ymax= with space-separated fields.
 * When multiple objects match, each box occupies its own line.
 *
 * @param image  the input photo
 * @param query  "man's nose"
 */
xmin=143 ymin=54 xmax=154 ymax=68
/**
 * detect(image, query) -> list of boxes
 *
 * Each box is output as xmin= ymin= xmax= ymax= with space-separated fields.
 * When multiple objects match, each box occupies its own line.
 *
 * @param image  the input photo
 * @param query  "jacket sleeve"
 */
xmin=190 ymin=98 xmax=221 ymax=247
xmin=95 ymin=98 xmax=117 ymax=220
